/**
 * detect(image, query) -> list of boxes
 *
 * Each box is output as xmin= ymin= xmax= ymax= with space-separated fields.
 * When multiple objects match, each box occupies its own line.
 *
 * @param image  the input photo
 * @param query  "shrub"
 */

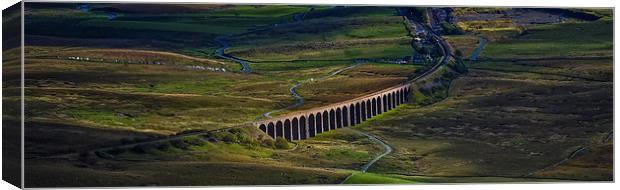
xmin=440 ymin=21 xmax=463 ymax=35
xmin=455 ymin=49 xmax=463 ymax=58
xmin=448 ymin=59 xmax=468 ymax=74
xmin=213 ymin=131 xmax=238 ymax=143
xmin=262 ymin=138 xmax=275 ymax=148
xmin=237 ymin=132 xmax=256 ymax=145
xmin=222 ymin=132 xmax=238 ymax=143
xmin=275 ymin=137 xmax=292 ymax=149
xmin=229 ymin=128 xmax=243 ymax=134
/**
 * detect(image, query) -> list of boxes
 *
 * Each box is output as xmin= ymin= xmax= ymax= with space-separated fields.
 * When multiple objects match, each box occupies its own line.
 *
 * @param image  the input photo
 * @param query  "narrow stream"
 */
xmin=470 ymin=37 xmax=488 ymax=61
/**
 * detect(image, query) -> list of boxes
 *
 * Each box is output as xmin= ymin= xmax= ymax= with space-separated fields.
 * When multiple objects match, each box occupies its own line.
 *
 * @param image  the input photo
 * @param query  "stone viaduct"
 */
xmin=255 ymin=83 xmax=413 ymax=141
xmin=254 ymin=15 xmax=453 ymax=141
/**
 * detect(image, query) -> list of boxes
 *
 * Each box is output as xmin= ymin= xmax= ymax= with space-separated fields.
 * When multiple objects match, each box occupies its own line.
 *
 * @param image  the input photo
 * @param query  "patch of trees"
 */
xmin=411 ymin=38 xmax=443 ymax=64
xmin=440 ymin=21 xmax=463 ymax=35
xmin=413 ymin=59 xmax=468 ymax=105
xmin=260 ymin=137 xmax=293 ymax=149
xmin=448 ymin=58 xmax=468 ymax=74
xmin=402 ymin=18 xmax=416 ymax=37
xmin=274 ymin=137 xmax=293 ymax=149
xmin=211 ymin=128 xmax=260 ymax=146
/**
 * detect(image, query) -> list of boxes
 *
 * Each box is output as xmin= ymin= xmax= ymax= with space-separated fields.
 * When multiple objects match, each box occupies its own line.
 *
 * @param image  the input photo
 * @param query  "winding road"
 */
xmin=358 ymin=130 xmax=393 ymax=172
xmin=340 ymin=128 xmax=393 ymax=184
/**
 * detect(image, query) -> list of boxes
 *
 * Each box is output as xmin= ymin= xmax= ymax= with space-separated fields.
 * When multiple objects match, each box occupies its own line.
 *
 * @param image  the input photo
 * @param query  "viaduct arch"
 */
xmin=255 ymin=83 xmax=413 ymax=141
